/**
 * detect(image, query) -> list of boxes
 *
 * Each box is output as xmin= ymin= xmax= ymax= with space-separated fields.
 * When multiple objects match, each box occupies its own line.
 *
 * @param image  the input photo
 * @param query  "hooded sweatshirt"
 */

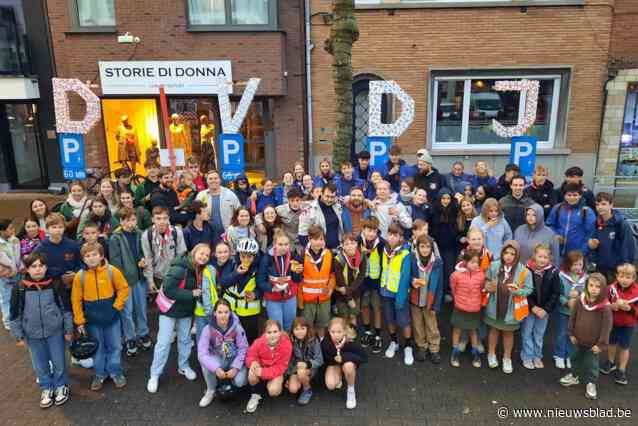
xmin=430 ymin=188 xmax=459 ymax=250
xmin=546 ymin=198 xmax=595 ymax=256
xmin=245 ymin=333 xmax=293 ymax=380
xmin=514 ymin=204 xmax=561 ymax=266
xmin=569 ymin=281 xmax=612 ymax=349
xmin=197 ymin=312 xmax=249 ymax=373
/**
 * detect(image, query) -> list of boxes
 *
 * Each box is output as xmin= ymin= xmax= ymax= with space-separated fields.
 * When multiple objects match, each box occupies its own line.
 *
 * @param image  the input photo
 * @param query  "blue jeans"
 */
xmin=520 ymin=313 xmax=549 ymax=361
xmin=202 ymin=357 xmax=248 ymax=391
xmin=266 ymin=297 xmax=297 ymax=331
xmin=87 ymin=320 xmax=123 ymax=379
xmin=120 ymin=281 xmax=149 ymax=342
xmin=0 ymin=276 xmax=17 ymax=327
xmin=150 ymin=315 xmax=193 ymax=378
xmin=195 ymin=315 xmax=208 ymax=345
xmin=554 ymin=312 xmax=574 ymax=359
xmin=27 ymin=332 xmax=68 ymax=390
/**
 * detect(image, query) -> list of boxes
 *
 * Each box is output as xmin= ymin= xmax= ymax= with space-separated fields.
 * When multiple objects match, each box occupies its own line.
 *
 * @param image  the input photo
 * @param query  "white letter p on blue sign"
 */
xmin=509 ymin=136 xmax=537 ymax=178
xmin=365 ymin=136 xmax=392 ymax=169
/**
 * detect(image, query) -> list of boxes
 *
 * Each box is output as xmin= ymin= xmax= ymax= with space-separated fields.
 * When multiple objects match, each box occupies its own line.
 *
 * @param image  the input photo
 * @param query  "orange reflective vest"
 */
xmin=300 ymin=249 xmax=334 ymax=304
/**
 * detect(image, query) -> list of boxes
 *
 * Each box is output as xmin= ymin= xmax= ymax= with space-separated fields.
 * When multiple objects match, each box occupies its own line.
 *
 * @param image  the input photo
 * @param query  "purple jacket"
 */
xmin=197 ymin=312 xmax=248 ymax=372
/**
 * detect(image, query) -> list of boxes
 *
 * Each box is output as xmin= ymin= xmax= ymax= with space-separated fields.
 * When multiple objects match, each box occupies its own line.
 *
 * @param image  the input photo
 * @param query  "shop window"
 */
xmin=68 ymin=0 xmax=116 ymax=31
xmin=616 ymin=83 xmax=638 ymax=178
xmin=187 ymin=0 xmax=277 ymax=30
xmin=102 ymin=99 xmax=160 ymax=176
xmin=236 ymin=100 xmax=266 ymax=181
xmin=168 ymin=97 xmax=221 ymax=173
xmin=431 ymin=73 xmax=563 ymax=151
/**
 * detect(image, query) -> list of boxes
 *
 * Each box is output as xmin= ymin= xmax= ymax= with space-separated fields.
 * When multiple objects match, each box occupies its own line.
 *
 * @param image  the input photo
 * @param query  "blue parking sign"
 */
xmin=510 ymin=136 xmax=537 ymax=179
xmin=58 ymin=133 xmax=86 ymax=180
xmin=218 ymin=133 xmax=245 ymax=183
xmin=365 ymin=136 xmax=392 ymax=170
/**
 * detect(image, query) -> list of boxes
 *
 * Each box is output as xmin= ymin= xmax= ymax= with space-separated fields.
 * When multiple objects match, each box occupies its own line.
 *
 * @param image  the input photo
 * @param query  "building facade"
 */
xmin=44 ymin=0 xmax=306 ymax=185
xmin=0 ymin=0 xmax=56 ymax=191
xmin=309 ymin=0 xmax=618 ymax=186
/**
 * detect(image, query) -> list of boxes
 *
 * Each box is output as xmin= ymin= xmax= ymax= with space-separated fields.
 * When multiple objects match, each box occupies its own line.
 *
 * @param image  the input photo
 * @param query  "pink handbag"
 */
xmin=155 ymin=272 xmax=187 ymax=313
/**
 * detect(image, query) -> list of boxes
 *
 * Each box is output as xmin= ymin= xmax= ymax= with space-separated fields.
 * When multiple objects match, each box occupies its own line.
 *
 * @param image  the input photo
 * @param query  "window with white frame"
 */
xmin=188 ymin=0 xmax=277 ymax=29
xmin=72 ymin=0 xmax=116 ymax=28
xmin=431 ymin=74 xmax=562 ymax=150
xmin=356 ymin=0 xmax=584 ymax=7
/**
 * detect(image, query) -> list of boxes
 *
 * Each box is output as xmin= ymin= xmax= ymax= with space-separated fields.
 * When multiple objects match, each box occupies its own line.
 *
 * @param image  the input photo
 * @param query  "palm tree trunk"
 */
xmin=325 ymin=0 xmax=359 ymax=168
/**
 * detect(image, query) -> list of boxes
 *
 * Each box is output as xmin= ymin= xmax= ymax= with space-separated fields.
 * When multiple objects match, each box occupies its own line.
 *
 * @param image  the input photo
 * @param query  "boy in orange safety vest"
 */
xmin=298 ymin=225 xmax=335 ymax=339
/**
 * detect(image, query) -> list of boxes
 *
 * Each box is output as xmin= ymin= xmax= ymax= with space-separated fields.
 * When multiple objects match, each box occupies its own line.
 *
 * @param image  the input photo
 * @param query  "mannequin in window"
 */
xmin=145 ymin=139 xmax=160 ymax=169
xmin=199 ymin=115 xmax=217 ymax=173
xmin=115 ymin=115 xmax=141 ymax=171
xmin=169 ymin=113 xmax=191 ymax=158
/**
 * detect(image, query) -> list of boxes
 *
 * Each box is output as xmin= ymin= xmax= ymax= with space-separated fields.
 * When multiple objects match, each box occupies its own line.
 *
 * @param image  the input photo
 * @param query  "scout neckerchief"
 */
xmin=274 ymin=249 xmax=291 ymax=277
xmin=579 ymin=293 xmax=610 ymax=311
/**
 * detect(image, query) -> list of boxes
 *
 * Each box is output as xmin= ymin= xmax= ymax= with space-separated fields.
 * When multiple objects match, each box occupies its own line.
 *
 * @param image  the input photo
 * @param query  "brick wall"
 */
xmin=610 ymin=0 xmax=638 ymax=68
xmin=46 ymin=0 xmax=306 ymax=175
xmin=310 ymin=0 xmax=614 ymax=160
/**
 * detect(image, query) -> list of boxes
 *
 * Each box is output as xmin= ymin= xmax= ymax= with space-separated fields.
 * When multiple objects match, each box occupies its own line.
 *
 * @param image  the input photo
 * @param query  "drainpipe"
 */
xmin=594 ymin=71 xmax=617 ymax=193
xmin=304 ymin=0 xmax=314 ymax=175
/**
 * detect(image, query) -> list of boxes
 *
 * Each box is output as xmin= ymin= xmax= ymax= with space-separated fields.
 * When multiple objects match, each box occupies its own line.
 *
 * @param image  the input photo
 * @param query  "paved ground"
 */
xmin=1 ymin=305 xmax=636 ymax=426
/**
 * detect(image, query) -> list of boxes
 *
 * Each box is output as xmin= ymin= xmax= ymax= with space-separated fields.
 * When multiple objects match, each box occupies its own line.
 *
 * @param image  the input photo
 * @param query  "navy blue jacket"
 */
xmin=183 ymin=221 xmax=215 ymax=251
xmin=381 ymin=159 xmax=417 ymax=193
xmin=34 ymin=238 xmax=81 ymax=279
xmin=334 ymin=175 xmax=365 ymax=198
xmin=591 ymin=210 xmax=637 ymax=271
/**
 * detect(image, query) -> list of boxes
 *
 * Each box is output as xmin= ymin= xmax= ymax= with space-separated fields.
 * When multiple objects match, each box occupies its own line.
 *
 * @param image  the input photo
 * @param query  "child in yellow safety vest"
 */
xmin=334 ymin=233 xmax=367 ymax=329
xmin=483 ymin=240 xmax=532 ymax=375
xmin=298 ymin=225 xmax=336 ymax=339
xmin=219 ymin=238 xmax=262 ymax=344
xmin=379 ymin=224 xmax=414 ymax=366
xmin=357 ymin=218 xmax=385 ymax=354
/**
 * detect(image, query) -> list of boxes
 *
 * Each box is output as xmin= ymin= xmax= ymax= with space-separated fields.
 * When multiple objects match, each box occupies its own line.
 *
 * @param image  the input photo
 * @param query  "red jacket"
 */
xmin=450 ymin=263 xmax=486 ymax=313
xmin=245 ymin=333 xmax=292 ymax=380
xmin=608 ymin=282 xmax=638 ymax=328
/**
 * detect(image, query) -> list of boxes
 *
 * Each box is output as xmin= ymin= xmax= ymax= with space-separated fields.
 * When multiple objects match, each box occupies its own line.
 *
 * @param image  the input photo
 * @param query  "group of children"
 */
xmin=0 ymin=152 xmax=637 ymax=412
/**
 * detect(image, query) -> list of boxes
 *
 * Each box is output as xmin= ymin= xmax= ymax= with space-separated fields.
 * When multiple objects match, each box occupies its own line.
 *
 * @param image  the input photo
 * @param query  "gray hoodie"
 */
xmin=514 ymin=204 xmax=561 ymax=266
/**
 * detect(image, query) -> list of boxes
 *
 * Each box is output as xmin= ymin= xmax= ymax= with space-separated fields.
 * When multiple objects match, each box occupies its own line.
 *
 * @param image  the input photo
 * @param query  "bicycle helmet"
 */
xmin=236 ymin=238 xmax=259 ymax=255
xmin=70 ymin=335 xmax=99 ymax=360
xmin=216 ymin=379 xmax=239 ymax=401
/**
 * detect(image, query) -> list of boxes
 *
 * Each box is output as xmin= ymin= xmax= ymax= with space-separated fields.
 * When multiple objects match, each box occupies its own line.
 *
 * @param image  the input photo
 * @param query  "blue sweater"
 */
xmin=183 ymin=221 xmax=215 ymax=251
xmin=591 ymin=210 xmax=636 ymax=271
xmin=546 ymin=200 xmax=595 ymax=256
xmin=34 ymin=237 xmax=81 ymax=279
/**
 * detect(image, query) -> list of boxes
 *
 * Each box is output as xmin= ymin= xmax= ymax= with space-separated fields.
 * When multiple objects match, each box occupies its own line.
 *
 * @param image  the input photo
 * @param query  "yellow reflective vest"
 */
xmin=380 ymin=248 xmax=410 ymax=294
xmin=223 ymin=274 xmax=261 ymax=317
xmin=194 ymin=266 xmax=218 ymax=317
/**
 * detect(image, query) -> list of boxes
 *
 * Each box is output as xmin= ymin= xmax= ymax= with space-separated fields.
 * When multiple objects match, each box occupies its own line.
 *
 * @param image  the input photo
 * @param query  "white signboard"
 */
xmin=160 ymin=148 xmax=185 ymax=167
xmin=99 ymin=61 xmax=232 ymax=95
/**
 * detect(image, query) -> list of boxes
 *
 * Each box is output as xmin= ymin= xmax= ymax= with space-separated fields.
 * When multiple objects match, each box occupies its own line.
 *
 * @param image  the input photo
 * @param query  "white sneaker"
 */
xmin=457 ymin=340 xmax=467 ymax=352
xmin=346 ymin=387 xmax=357 ymax=409
xmin=502 ymin=358 xmax=513 ymax=374
xmin=199 ymin=390 xmax=215 ymax=407
xmin=585 ymin=382 xmax=597 ymax=400
xmin=40 ymin=389 xmax=54 ymax=408
xmin=178 ymin=366 xmax=197 ymax=381
xmin=403 ymin=347 xmax=414 ymax=366
xmin=487 ymin=354 xmax=498 ymax=369
xmin=533 ymin=358 xmax=544 ymax=369
xmin=522 ymin=359 xmax=535 ymax=370
xmin=147 ymin=376 xmax=159 ymax=393
xmin=566 ymin=358 xmax=572 ymax=369
xmin=385 ymin=341 xmax=399 ymax=359
xmin=554 ymin=357 xmax=565 ymax=370
xmin=54 ymin=385 xmax=69 ymax=406
xmin=246 ymin=393 xmax=262 ymax=413
xmin=560 ymin=373 xmax=579 ymax=387
xmin=71 ymin=357 xmax=94 ymax=369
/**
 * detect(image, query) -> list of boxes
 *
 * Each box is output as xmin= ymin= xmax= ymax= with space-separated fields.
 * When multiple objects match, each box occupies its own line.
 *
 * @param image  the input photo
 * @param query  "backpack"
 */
xmin=146 ymin=227 xmax=178 ymax=258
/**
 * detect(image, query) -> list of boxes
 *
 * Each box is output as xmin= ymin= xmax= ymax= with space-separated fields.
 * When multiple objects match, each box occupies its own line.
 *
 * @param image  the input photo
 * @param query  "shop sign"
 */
xmin=218 ymin=133 xmax=245 ymax=182
xmin=365 ymin=136 xmax=392 ymax=169
xmin=58 ymin=133 xmax=86 ymax=179
xmin=510 ymin=136 xmax=537 ymax=179
xmin=99 ymin=61 xmax=233 ymax=95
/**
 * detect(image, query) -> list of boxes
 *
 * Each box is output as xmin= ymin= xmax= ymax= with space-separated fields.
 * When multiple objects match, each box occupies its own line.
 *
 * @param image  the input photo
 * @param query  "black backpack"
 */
xmin=146 ymin=227 xmax=178 ymax=258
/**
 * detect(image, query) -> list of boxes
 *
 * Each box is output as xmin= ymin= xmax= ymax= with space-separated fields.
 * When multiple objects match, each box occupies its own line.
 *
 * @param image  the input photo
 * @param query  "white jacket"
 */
xmin=298 ymin=199 xmax=344 ymax=240
xmin=370 ymin=197 xmax=412 ymax=239
xmin=196 ymin=187 xmax=241 ymax=229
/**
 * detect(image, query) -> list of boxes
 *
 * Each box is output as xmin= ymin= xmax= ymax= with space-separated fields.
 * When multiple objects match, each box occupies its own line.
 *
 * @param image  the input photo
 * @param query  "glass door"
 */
xmin=0 ymin=103 xmax=46 ymax=188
